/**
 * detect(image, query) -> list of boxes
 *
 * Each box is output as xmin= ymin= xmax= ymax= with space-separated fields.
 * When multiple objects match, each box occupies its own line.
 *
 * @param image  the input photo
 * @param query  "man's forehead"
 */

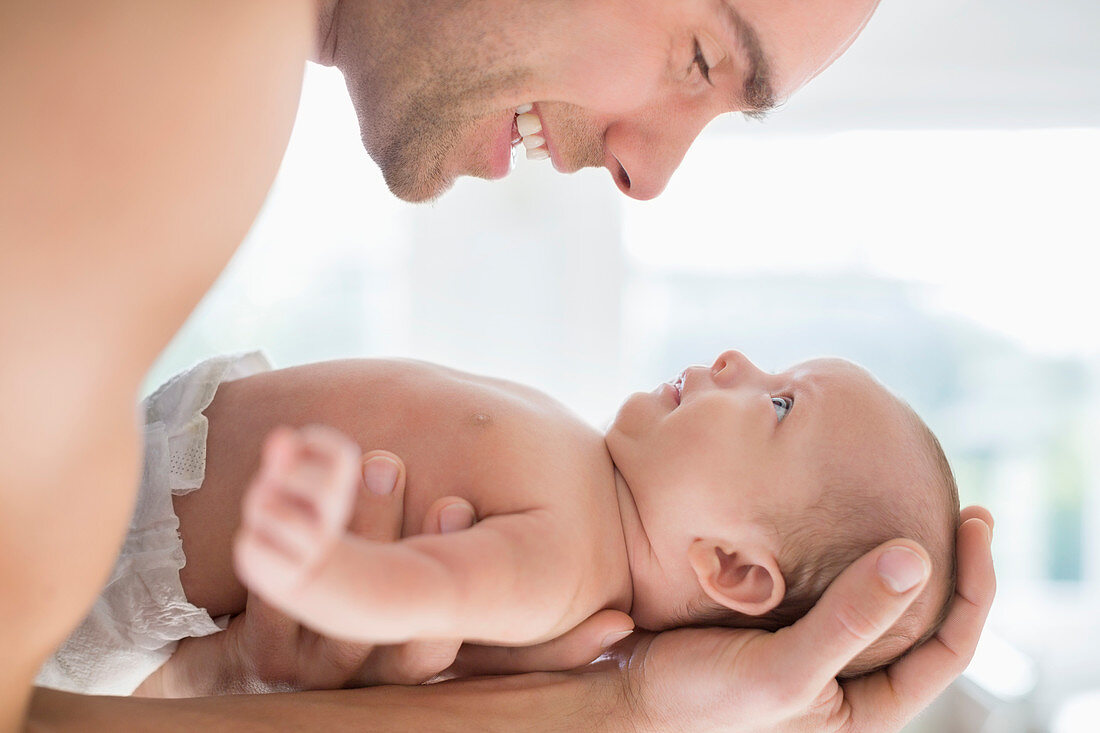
xmin=724 ymin=0 xmax=882 ymax=99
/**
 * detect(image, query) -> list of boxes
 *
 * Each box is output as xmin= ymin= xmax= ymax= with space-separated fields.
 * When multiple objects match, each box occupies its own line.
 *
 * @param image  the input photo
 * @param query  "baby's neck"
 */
xmin=611 ymin=468 xmax=642 ymax=606
xmin=611 ymin=465 xmax=671 ymax=629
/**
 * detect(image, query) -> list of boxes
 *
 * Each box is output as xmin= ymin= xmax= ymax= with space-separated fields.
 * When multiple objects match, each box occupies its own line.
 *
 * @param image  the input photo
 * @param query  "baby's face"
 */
xmin=606 ymin=351 xmax=924 ymax=566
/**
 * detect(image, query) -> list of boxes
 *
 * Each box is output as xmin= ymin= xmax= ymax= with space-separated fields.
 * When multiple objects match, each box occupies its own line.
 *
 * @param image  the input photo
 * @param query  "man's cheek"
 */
xmin=558 ymin=31 xmax=668 ymax=113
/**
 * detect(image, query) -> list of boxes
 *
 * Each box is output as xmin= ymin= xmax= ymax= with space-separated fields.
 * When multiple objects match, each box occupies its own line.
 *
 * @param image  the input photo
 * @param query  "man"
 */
xmin=320 ymin=0 xmax=879 ymax=201
xmin=1 ymin=1 xmax=994 ymax=731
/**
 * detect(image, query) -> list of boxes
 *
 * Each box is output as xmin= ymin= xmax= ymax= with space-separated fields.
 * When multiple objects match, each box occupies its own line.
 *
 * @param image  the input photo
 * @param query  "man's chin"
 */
xmin=381 ymin=166 xmax=456 ymax=204
xmin=383 ymin=163 xmax=507 ymax=203
xmin=387 ymin=180 xmax=453 ymax=204
xmin=368 ymin=121 xmax=504 ymax=202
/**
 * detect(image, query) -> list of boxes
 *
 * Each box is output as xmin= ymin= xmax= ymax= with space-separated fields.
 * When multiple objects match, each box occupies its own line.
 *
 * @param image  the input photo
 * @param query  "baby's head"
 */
xmin=606 ymin=350 xmax=959 ymax=677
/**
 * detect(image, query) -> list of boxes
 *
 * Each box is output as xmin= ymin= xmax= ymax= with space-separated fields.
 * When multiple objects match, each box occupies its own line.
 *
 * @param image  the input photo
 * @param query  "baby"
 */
xmin=230 ymin=349 xmax=959 ymax=678
xmin=38 ymin=349 xmax=958 ymax=695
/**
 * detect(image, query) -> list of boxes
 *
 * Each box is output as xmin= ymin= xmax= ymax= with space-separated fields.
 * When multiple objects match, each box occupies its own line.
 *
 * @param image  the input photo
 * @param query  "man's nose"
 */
xmin=603 ymin=106 xmax=708 ymax=201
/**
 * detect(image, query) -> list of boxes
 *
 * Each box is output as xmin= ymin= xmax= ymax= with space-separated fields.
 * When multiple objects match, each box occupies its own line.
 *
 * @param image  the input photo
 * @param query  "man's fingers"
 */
xmin=231 ymin=594 xmax=318 ymax=690
xmin=448 ymin=610 xmax=635 ymax=677
xmin=342 ymin=495 xmax=475 ymax=685
xmin=347 ymin=456 xmax=478 ymax=542
xmin=346 ymin=450 xmax=406 ymax=541
xmin=332 ymin=456 xmax=476 ymax=687
xmin=763 ymin=539 xmax=931 ymax=706
xmin=355 ymin=639 xmax=464 ymax=686
xmin=960 ymin=504 xmax=993 ymax=531
xmin=421 ymin=496 xmax=477 ymax=536
xmin=242 ymin=592 xmax=303 ymax=644
xmin=345 ymin=497 xmax=475 ymax=685
xmin=846 ymin=516 xmax=996 ymax=731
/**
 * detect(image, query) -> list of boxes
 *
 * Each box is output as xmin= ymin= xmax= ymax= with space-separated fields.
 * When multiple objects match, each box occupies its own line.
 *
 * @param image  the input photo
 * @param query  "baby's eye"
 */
xmin=772 ymin=396 xmax=792 ymax=422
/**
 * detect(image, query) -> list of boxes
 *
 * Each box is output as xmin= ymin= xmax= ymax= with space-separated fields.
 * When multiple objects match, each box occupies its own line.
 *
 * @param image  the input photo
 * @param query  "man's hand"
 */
xmin=139 ymin=449 xmax=466 ymax=695
xmin=220 ymin=448 xmax=480 ymax=692
xmin=614 ymin=505 xmax=996 ymax=733
xmin=145 ymin=448 xmax=633 ymax=695
xmin=227 ymin=447 xmax=633 ymax=690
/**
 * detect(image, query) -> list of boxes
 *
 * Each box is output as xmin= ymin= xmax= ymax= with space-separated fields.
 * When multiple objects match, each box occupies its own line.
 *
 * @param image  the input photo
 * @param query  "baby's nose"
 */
xmin=711 ymin=350 xmax=758 ymax=385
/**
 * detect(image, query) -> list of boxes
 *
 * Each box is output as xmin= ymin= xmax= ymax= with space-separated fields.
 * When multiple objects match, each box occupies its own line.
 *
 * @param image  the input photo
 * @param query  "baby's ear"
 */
xmin=688 ymin=538 xmax=785 ymax=617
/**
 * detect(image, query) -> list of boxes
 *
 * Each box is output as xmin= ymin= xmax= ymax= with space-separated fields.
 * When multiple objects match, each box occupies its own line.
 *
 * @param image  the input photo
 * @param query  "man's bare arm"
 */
xmin=29 ymin=669 xmax=631 ymax=733
xmin=0 ymin=2 xmax=314 ymax=728
xmin=30 ymin=450 xmax=994 ymax=733
xmin=27 ymin=512 xmax=994 ymax=733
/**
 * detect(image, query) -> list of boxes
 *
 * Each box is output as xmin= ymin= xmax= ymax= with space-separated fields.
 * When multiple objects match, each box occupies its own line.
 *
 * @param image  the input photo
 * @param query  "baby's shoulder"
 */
xmin=471 ymin=423 xmax=618 ymax=552
xmin=348 ymin=359 xmax=613 ymax=524
xmin=383 ymin=359 xmax=604 ymax=468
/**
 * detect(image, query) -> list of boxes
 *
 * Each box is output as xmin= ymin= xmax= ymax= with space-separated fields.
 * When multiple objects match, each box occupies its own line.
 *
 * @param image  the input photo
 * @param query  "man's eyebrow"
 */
xmin=719 ymin=4 xmax=778 ymax=119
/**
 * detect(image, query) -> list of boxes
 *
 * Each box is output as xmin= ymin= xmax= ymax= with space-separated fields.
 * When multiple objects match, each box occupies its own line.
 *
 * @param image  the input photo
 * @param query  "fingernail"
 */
xmin=877 ymin=547 xmax=928 ymax=593
xmin=363 ymin=457 xmax=400 ymax=496
xmin=439 ymin=503 xmax=475 ymax=534
xmin=600 ymin=630 xmax=633 ymax=649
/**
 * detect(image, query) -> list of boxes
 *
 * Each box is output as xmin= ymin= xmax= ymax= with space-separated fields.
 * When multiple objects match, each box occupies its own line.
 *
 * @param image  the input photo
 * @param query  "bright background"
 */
xmin=149 ymin=1 xmax=1100 ymax=730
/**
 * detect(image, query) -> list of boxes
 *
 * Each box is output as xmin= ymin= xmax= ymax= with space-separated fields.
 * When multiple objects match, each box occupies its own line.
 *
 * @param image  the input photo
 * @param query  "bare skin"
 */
xmin=136 ymin=467 xmax=633 ymax=696
xmin=27 ymin=506 xmax=996 ymax=733
xmin=319 ymin=0 xmax=885 ymax=201
xmin=0 ymin=2 xmax=313 ymax=727
xmin=221 ymin=355 xmax=953 ymax=665
xmin=175 ymin=360 xmax=630 ymax=624
xmin=134 ymin=353 xmax=957 ymax=696
xmin=3 ymin=0 xmax=995 ymax=730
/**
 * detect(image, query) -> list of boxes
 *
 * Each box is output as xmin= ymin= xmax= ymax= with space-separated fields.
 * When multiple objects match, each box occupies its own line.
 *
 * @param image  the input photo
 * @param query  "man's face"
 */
xmin=330 ymin=0 xmax=880 ymax=202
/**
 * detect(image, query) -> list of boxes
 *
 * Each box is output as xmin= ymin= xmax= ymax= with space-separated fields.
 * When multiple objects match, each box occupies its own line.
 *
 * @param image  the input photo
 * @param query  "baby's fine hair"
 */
xmin=695 ymin=404 xmax=960 ymax=678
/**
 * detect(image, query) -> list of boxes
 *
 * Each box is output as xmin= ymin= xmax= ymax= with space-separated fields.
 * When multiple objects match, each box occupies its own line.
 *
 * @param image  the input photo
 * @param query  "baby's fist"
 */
xmin=235 ymin=425 xmax=361 ymax=599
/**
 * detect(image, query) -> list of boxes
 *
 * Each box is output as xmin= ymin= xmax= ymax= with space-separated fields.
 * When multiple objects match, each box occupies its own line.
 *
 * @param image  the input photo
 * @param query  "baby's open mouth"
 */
xmin=670 ymin=371 xmax=685 ymax=405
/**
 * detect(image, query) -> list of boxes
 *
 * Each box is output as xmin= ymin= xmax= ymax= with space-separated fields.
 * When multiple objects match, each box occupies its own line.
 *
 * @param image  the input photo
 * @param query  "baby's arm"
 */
xmin=235 ymin=426 xmax=584 ymax=647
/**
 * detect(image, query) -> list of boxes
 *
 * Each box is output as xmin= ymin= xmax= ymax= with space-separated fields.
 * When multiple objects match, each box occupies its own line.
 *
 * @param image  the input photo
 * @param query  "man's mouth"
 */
xmin=512 ymin=104 xmax=550 ymax=162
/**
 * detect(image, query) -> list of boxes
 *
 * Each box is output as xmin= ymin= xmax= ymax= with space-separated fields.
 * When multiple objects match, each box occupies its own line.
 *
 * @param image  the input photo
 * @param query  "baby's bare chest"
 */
xmin=395 ymin=399 xmax=617 ymax=544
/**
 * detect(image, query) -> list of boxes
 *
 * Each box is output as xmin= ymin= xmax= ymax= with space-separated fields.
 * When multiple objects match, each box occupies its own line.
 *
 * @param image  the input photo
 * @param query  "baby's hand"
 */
xmin=235 ymin=425 xmax=360 ymax=602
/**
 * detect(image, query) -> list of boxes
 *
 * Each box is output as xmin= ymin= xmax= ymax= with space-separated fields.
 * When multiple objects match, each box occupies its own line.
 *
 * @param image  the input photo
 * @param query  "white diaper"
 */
xmin=35 ymin=351 xmax=272 ymax=695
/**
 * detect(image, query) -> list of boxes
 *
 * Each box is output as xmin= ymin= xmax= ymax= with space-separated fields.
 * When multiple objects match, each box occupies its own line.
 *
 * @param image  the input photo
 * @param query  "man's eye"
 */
xmin=692 ymin=39 xmax=713 ymax=85
xmin=772 ymin=396 xmax=792 ymax=422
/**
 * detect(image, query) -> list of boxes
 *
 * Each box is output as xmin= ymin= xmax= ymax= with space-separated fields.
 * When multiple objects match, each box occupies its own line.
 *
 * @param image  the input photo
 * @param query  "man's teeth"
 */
xmin=514 ymin=105 xmax=549 ymax=161
xmin=516 ymin=113 xmax=541 ymax=137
